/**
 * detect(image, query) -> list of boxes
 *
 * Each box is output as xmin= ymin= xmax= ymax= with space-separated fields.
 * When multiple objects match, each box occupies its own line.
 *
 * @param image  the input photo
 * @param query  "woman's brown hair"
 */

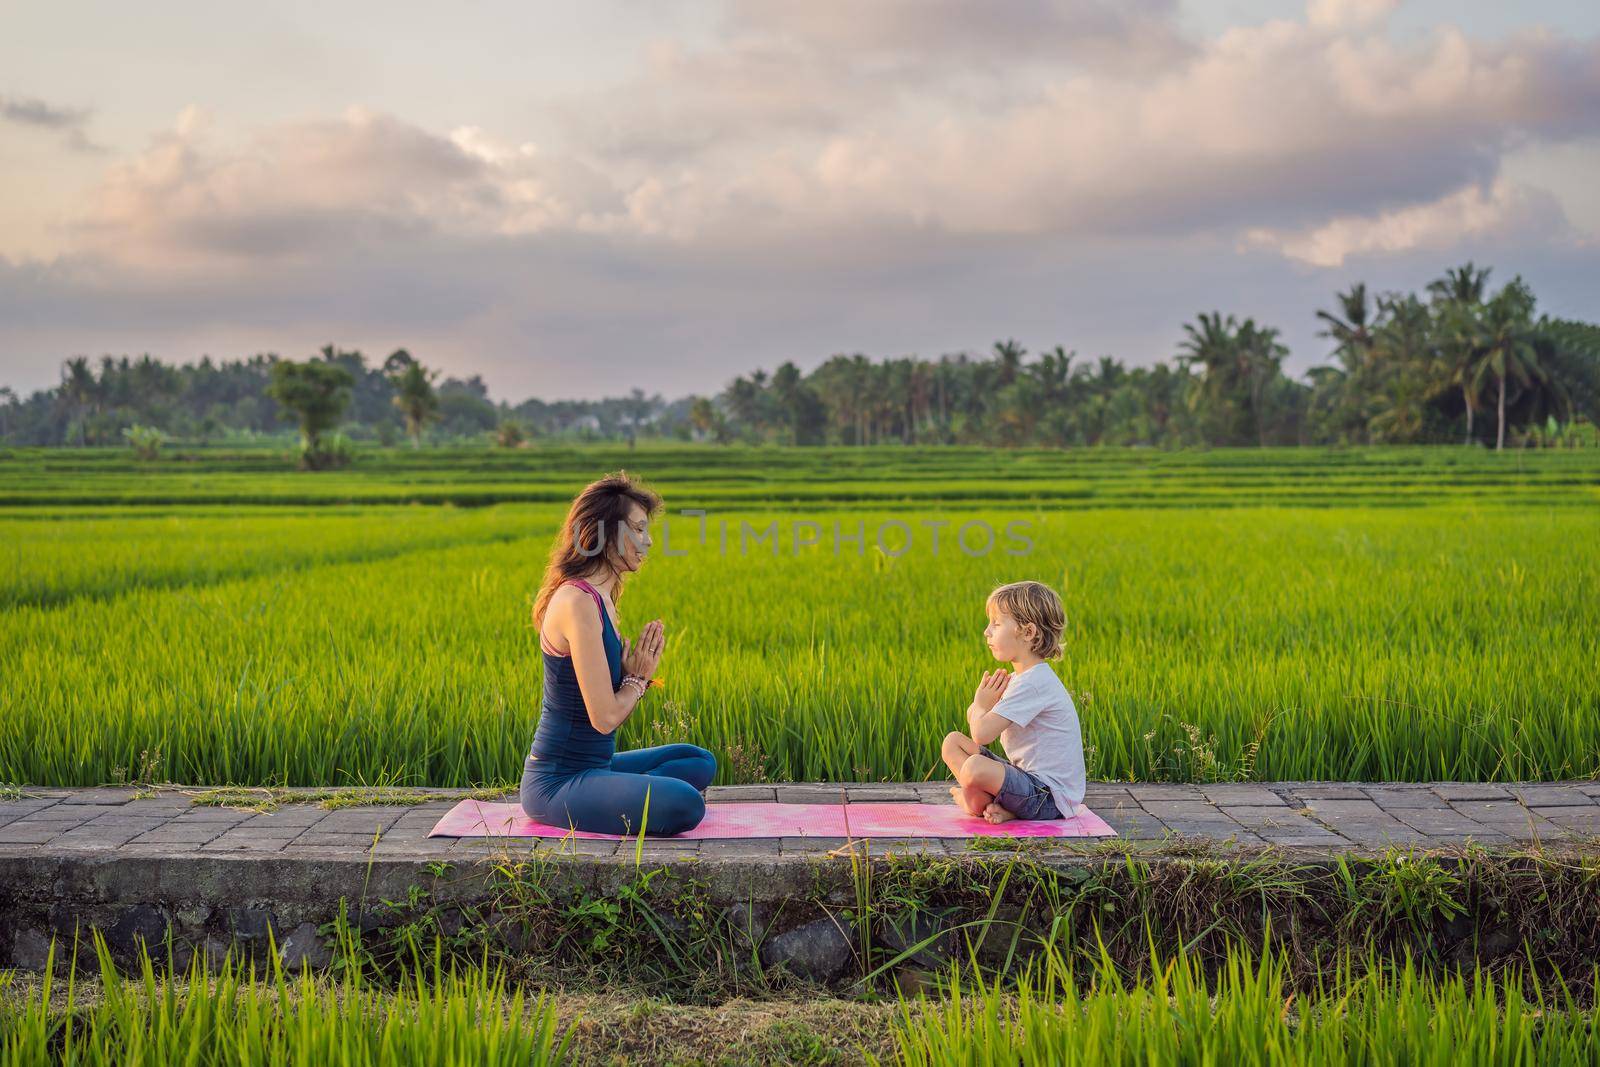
xmin=531 ymin=471 xmax=663 ymax=630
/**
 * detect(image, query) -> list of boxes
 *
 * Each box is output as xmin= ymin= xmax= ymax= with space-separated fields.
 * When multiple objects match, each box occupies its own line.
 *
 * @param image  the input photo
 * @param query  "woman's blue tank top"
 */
xmin=528 ymin=578 xmax=623 ymax=774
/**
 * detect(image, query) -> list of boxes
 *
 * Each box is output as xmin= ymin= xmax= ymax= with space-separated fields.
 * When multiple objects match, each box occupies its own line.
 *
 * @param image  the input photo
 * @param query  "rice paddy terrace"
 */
xmin=4 ymin=444 xmax=1599 ymax=1065
xmin=3 ymin=442 xmax=1597 ymax=508
xmin=2 ymin=445 xmax=1596 ymax=789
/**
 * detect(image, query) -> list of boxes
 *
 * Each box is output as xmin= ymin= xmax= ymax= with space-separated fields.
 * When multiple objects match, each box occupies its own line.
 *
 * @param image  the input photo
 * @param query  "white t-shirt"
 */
xmin=991 ymin=662 xmax=1086 ymax=817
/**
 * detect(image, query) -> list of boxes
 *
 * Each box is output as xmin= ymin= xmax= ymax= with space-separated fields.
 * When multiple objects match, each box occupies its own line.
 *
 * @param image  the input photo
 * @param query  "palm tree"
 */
xmin=992 ymin=339 xmax=1026 ymax=388
xmin=1427 ymin=262 xmax=1491 ymax=307
xmin=928 ymin=358 xmax=947 ymax=441
xmin=723 ymin=372 xmax=769 ymax=440
xmin=1530 ymin=318 xmax=1600 ymax=429
xmin=1140 ymin=363 xmax=1185 ymax=444
xmin=1367 ymin=366 xmax=1428 ymax=442
xmin=1313 ymin=285 xmax=1383 ymax=443
xmin=382 ymin=348 xmax=416 ymax=376
xmin=849 ymin=355 xmax=874 ymax=444
xmin=770 ymin=362 xmax=825 ymax=445
xmin=906 ymin=359 xmax=933 ymax=443
xmin=1235 ymin=320 xmax=1289 ymax=446
xmin=0 ymin=385 xmax=16 ymax=440
xmin=807 ymin=356 xmax=860 ymax=445
xmin=1428 ymin=264 xmax=1492 ymax=444
xmin=1436 ymin=301 xmax=1486 ymax=444
xmin=1031 ymin=346 xmax=1076 ymax=446
xmin=883 ymin=358 xmax=913 ymax=443
xmin=1177 ymin=311 xmax=1242 ymax=443
xmin=387 ymin=358 xmax=439 ymax=448
xmin=1178 ymin=314 xmax=1226 ymax=380
xmin=1094 ymin=355 xmax=1124 ymax=390
xmin=1366 ymin=294 xmax=1437 ymax=443
xmin=1179 ymin=312 xmax=1285 ymax=445
xmin=1315 ymin=283 xmax=1376 ymax=364
xmin=1473 ymin=277 xmax=1544 ymax=451
xmin=868 ymin=362 xmax=899 ymax=444
xmin=59 ymin=357 xmax=98 ymax=446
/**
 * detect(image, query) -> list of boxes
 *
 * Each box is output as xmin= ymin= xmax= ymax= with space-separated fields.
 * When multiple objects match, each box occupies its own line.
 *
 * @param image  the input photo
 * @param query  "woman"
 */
xmin=520 ymin=472 xmax=716 ymax=835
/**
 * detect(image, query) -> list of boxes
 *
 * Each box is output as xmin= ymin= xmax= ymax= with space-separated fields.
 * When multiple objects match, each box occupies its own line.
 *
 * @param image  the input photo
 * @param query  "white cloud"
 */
xmin=527 ymin=3 xmax=1600 ymax=251
xmin=1237 ymin=177 xmax=1576 ymax=267
xmin=63 ymin=106 xmax=646 ymax=275
xmin=20 ymin=3 xmax=1600 ymax=268
xmin=1306 ymin=0 xmax=1400 ymax=33
xmin=3 ymin=2 xmax=1600 ymax=396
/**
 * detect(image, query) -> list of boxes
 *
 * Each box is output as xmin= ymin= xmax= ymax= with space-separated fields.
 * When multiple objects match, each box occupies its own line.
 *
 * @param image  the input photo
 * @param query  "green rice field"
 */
xmin=5 ymin=936 xmax=1597 ymax=1066
xmin=2 ymin=445 xmax=1597 ymax=788
xmin=1 ymin=935 xmax=572 ymax=1067
xmin=885 ymin=944 xmax=1600 ymax=1065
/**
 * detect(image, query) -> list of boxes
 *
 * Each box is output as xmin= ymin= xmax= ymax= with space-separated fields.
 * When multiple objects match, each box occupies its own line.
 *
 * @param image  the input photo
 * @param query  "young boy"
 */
xmin=941 ymin=580 xmax=1085 ymax=824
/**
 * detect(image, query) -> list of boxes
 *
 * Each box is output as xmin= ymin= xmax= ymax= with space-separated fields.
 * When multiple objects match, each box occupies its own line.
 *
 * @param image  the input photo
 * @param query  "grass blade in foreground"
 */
xmin=883 ymin=944 xmax=1600 ymax=1066
xmin=0 ymin=933 xmax=573 ymax=1067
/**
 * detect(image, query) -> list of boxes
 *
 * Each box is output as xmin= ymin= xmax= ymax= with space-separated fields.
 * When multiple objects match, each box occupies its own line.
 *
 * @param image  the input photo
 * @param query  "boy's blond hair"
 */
xmin=986 ymin=580 xmax=1066 ymax=660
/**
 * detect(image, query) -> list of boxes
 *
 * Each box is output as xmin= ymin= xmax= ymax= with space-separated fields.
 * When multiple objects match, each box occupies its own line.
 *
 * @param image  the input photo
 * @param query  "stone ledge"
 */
xmin=5 ymin=778 xmax=1600 ymax=982
xmin=5 ymin=833 xmax=1599 ymax=983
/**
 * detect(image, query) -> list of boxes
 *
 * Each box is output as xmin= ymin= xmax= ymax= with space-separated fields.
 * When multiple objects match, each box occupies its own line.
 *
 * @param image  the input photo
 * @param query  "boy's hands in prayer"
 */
xmin=969 ymin=669 xmax=1011 ymax=727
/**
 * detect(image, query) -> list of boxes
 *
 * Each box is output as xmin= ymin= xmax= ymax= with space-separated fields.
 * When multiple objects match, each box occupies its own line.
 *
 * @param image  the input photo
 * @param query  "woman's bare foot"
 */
xmin=983 ymin=803 xmax=1017 ymax=824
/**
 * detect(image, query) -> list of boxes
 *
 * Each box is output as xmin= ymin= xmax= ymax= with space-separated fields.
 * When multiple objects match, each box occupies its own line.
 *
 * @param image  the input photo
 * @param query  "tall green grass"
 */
xmin=0 ymin=505 xmax=559 ymax=609
xmin=7 ymin=934 xmax=1598 ymax=1066
xmin=0 ymin=933 xmax=571 ymax=1066
xmin=883 ymin=943 xmax=1600 ymax=1066
xmin=3 ymin=501 xmax=1595 ymax=786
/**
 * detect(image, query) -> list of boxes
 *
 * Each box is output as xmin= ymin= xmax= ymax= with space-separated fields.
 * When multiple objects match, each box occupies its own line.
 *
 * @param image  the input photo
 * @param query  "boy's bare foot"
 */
xmin=949 ymin=785 xmax=979 ymax=815
xmin=983 ymin=803 xmax=1017 ymax=824
xmin=960 ymin=782 xmax=992 ymax=817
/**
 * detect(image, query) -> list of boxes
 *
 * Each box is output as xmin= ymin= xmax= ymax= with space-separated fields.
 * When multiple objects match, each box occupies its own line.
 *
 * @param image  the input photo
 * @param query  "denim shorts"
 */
xmin=976 ymin=748 xmax=1062 ymax=820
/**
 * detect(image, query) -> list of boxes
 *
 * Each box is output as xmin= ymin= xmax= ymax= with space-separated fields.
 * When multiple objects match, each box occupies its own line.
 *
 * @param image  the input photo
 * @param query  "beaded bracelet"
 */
xmin=620 ymin=674 xmax=649 ymax=698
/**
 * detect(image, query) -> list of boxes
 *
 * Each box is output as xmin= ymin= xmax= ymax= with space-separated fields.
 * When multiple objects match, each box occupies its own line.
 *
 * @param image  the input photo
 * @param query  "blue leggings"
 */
xmin=520 ymin=743 xmax=717 ymax=836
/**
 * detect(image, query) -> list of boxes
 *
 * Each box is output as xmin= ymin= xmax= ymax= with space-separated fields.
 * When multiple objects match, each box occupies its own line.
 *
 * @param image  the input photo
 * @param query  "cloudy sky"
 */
xmin=2 ymin=0 xmax=1597 ymax=401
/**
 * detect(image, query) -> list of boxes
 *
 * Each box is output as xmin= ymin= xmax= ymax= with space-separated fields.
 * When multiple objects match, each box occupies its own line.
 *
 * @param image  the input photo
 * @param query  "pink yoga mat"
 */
xmin=428 ymin=799 xmax=1115 ymax=840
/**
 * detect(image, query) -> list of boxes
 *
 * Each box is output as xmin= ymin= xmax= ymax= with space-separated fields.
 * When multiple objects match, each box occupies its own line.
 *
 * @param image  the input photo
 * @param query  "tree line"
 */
xmin=1 ymin=344 xmax=682 ymax=456
xmin=2 ymin=261 xmax=1596 ymax=455
xmin=703 ymin=265 xmax=1598 ymax=450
